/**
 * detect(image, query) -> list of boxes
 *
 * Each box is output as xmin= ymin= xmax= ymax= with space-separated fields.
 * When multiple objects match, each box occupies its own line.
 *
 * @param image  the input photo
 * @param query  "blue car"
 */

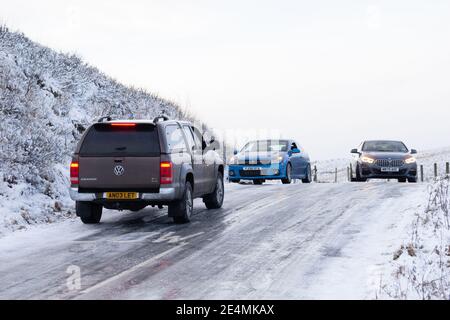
xmin=228 ymin=139 xmax=312 ymax=185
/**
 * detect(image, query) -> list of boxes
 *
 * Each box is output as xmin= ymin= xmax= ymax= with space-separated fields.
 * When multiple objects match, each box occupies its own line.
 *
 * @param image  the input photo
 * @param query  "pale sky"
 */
xmin=1 ymin=0 xmax=450 ymax=160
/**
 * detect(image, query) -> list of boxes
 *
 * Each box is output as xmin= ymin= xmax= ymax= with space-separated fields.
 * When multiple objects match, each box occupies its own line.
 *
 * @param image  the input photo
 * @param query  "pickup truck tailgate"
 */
xmin=77 ymin=122 xmax=161 ymax=191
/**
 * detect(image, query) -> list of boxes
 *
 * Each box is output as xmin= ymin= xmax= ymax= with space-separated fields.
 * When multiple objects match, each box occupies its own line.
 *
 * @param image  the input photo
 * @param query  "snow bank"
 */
xmin=379 ymin=177 xmax=450 ymax=299
xmin=0 ymin=27 xmax=195 ymax=236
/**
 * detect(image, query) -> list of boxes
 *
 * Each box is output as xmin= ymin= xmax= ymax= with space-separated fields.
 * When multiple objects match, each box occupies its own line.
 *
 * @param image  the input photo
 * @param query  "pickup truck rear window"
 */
xmin=79 ymin=123 xmax=160 ymax=156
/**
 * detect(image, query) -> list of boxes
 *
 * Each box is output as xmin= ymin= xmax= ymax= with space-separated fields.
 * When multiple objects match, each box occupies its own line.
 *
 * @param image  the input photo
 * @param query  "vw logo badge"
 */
xmin=114 ymin=165 xmax=125 ymax=176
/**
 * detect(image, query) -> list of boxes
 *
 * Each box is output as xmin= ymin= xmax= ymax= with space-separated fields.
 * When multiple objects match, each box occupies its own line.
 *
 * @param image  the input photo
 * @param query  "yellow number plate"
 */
xmin=106 ymin=192 xmax=139 ymax=200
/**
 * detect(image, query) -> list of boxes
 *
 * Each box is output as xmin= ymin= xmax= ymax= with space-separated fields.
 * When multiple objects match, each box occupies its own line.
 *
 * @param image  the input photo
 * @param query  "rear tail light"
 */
xmin=70 ymin=161 xmax=79 ymax=185
xmin=160 ymin=161 xmax=173 ymax=184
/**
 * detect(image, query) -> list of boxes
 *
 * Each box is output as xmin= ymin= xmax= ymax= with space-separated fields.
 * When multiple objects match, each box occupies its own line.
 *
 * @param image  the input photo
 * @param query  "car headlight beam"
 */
xmin=361 ymin=156 xmax=375 ymax=164
xmin=405 ymin=157 xmax=416 ymax=164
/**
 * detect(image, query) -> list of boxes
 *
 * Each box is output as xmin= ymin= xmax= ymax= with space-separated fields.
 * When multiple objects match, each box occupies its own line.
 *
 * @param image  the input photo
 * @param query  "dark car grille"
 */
xmin=239 ymin=170 xmax=261 ymax=177
xmin=372 ymin=168 xmax=408 ymax=175
xmin=375 ymin=159 xmax=405 ymax=167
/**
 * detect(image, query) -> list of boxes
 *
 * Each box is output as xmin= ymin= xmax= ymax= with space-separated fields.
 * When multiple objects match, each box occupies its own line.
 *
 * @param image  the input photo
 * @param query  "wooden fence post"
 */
xmin=446 ymin=162 xmax=449 ymax=176
xmin=313 ymin=165 xmax=318 ymax=182
xmin=349 ymin=163 xmax=353 ymax=181
xmin=420 ymin=165 xmax=424 ymax=182
xmin=434 ymin=163 xmax=438 ymax=179
xmin=347 ymin=167 xmax=350 ymax=182
xmin=335 ymin=168 xmax=338 ymax=183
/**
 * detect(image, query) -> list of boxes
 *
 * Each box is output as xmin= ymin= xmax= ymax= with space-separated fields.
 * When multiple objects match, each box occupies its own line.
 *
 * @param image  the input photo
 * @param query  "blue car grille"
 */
xmin=239 ymin=170 xmax=261 ymax=177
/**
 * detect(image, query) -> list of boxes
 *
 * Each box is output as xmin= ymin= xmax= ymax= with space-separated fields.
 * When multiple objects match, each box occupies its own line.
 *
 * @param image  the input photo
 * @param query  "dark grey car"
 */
xmin=69 ymin=116 xmax=224 ymax=224
xmin=350 ymin=140 xmax=418 ymax=183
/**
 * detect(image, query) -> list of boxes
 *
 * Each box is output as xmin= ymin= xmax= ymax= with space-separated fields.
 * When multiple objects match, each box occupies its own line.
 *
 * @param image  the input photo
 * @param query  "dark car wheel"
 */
xmin=170 ymin=182 xmax=194 ymax=224
xmin=398 ymin=178 xmax=407 ymax=183
xmin=302 ymin=164 xmax=312 ymax=183
xmin=253 ymin=179 xmax=264 ymax=185
xmin=76 ymin=201 xmax=103 ymax=224
xmin=230 ymin=179 xmax=240 ymax=183
xmin=282 ymin=163 xmax=292 ymax=184
xmin=203 ymin=172 xmax=225 ymax=209
xmin=356 ymin=165 xmax=367 ymax=182
xmin=408 ymin=177 xmax=417 ymax=183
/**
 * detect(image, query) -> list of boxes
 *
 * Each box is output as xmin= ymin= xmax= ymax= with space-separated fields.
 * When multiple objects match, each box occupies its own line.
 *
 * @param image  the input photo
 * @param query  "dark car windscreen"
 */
xmin=79 ymin=123 xmax=160 ymax=156
xmin=362 ymin=141 xmax=408 ymax=153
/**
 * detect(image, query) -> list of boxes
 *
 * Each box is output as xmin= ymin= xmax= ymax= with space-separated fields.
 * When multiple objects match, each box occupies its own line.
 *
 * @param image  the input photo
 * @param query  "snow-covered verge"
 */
xmin=0 ymin=26 xmax=195 ymax=237
xmin=379 ymin=176 xmax=450 ymax=299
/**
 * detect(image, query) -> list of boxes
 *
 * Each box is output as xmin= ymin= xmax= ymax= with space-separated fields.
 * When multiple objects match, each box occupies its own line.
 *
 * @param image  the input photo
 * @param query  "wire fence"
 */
xmin=311 ymin=161 xmax=450 ymax=183
xmin=225 ymin=162 xmax=450 ymax=184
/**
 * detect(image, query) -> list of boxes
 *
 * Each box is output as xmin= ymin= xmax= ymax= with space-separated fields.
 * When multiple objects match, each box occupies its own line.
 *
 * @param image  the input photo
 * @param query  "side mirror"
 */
xmin=351 ymin=149 xmax=359 ymax=154
xmin=233 ymin=150 xmax=238 ymax=155
xmin=291 ymin=148 xmax=300 ymax=154
xmin=411 ymin=149 xmax=417 ymax=154
xmin=209 ymin=136 xmax=215 ymax=144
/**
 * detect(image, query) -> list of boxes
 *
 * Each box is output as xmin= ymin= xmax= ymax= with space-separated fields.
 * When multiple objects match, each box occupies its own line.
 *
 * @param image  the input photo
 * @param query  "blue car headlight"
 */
xmin=272 ymin=156 xmax=284 ymax=164
xmin=229 ymin=156 xmax=239 ymax=165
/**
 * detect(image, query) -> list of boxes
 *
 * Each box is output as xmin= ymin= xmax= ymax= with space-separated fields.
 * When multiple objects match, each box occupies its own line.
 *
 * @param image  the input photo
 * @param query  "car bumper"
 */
xmin=69 ymin=187 xmax=178 ymax=202
xmin=359 ymin=163 xmax=418 ymax=179
xmin=228 ymin=163 xmax=286 ymax=180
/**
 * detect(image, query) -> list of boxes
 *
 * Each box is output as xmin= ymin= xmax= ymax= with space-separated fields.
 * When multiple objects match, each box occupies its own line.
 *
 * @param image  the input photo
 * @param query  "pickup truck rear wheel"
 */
xmin=203 ymin=172 xmax=224 ymax=209
xmin=76 ymin=201 xmax=102 ymax=224
xmin=170 ymin=182 xmax=193 ymax=224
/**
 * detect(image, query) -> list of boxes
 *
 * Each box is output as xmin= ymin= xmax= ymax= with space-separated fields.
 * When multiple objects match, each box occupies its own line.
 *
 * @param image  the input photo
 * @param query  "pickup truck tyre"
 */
xmin=281 ymin=163 xmax=292 ymax=184
xmin=203 ymin=172 xmax=224 ymax=209
xmin=170 ymin=182 xmax=193 ymax=224
xmin=76 ymin=201 xmax=103 ymax=224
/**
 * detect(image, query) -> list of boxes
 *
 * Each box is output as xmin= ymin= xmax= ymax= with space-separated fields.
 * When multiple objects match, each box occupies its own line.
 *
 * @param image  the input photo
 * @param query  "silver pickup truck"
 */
xmin=70 ymin=116 xmax=224 ymax=224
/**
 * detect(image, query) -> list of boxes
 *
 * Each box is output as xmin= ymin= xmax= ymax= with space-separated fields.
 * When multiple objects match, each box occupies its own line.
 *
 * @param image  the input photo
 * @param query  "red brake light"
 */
xmin=111 ymin=123 xmax=136 ymax=127
xmin=160 ymin=161 xmax=173 ymax=184
xmin=70 ymin=161 xmax=79 ymax=185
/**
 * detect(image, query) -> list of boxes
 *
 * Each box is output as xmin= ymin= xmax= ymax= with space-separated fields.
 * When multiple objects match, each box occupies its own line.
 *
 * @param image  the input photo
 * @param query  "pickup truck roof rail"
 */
xmin=153 ymin=115 xmax=170 ymax=123
xmin=97 ymin=116 xmax=112 ymax=123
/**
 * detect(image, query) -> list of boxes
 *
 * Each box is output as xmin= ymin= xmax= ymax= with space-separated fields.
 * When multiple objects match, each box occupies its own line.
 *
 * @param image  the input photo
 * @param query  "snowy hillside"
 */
xmin=0 ymin=26 xmax=195 ymax=236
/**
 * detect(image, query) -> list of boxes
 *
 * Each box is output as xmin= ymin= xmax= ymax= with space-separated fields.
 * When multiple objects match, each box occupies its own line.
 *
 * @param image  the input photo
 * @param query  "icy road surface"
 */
xmin=0 ymin=182 xmax=426 ymax=300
